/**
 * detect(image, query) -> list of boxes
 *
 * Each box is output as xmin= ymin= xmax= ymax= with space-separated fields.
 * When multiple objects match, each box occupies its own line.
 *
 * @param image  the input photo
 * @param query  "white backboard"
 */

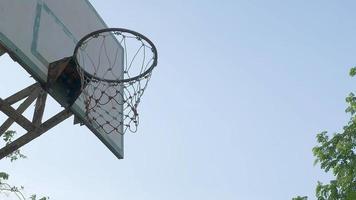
xmin=0 ymin=0 xmax=124 ymax=158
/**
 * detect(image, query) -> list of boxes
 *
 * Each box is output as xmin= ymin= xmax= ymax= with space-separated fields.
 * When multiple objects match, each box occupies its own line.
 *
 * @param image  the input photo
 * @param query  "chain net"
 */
xmin=74 ymin=29 xmax=157 ymax=135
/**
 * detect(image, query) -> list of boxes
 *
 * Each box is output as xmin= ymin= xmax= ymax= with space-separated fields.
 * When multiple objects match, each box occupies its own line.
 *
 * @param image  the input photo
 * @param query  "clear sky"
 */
xmin=1 ymin=0 xmax=356 ymax=199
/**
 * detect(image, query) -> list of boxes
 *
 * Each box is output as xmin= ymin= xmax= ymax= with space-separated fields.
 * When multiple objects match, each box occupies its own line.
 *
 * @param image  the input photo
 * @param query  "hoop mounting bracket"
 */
xmin=0 ymin=44 xmax=5 ymax=57
xmin=47 ymin=57 xmax=82 ymax=107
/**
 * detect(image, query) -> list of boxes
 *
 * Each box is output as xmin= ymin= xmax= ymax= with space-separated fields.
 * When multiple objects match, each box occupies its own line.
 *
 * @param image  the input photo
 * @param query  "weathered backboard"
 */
xmin=0 ymin=0 xmax=124 ymax=158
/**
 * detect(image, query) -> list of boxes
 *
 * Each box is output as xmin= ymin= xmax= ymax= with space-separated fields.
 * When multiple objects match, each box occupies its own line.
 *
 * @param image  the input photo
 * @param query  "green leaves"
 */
xmin=293 ymin=68 xmax=356 ymax=200
xmin=2 ymin=130 xmax=27 ymax=161
xmin=292 ymin=196 xmax=308 ymax=200
xmin=0 ymin=172 xmax=9 ymax=183
xmin=30 ymin=194 xmax=49 ymax=200
xmin=3 ymin=130 xmax=15 ymax=143
xmin=349 ymin=67 xmax=356 ymax=77
xmin=345 ymin=93 xmax=356 ymax=115
xmin=312 ymin=94 xmax=356 ymax=200
xmin=1 ymin=130 xmax=49 ymax=200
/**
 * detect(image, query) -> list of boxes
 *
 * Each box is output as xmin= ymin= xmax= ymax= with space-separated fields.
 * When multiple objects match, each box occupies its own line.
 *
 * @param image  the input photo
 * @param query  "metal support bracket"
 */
xmin=0 ymin=44 xmax=6 ymax=56
xmin=0 ymin=83 xmax=73 ymax=160
xmin=47 ymin=57 xmax=82 ymax=107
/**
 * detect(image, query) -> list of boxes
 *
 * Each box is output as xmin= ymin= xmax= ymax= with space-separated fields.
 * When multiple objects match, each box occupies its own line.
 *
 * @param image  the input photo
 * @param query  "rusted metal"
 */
xmin=47 ymin=57 xmax=82 ymax=107
xmin=47 ymin=57 xmax=72 ymax=88
xmin=0 ymin=45 xmax=5 ymax=57
xmin=73 ymin=115 xmax=84 ymax=126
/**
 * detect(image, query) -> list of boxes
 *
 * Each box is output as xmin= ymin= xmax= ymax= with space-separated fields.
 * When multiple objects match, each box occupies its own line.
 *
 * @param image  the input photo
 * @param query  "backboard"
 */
xmin=0 ymin=0 xmax=124 ymax=158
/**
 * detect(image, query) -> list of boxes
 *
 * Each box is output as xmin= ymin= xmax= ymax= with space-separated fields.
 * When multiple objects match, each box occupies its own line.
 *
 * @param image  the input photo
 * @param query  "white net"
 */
xmin=74 ymin=29 xmax=157 ymax=134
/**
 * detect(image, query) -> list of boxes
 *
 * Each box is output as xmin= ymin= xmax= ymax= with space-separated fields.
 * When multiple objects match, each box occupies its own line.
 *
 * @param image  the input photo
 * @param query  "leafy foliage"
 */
xmin=313 ymin=129 xmax=355 ymax=199
xmin=2 ymin=130 xmax=26 ymax=161
xmin=292 ymin=196 xmax=308 ymax=200
xmin=0 ymin=172 xmax=9 ymax=183
xmin=349 ymin=67 xmax=356 ymax=77
xmin=1 ymin=130 xmax=49 ymax=200
xmin=293 ymin=68 xmax=356 ymax=200
xmin=30 ymin=194 xmax=49 ymax=200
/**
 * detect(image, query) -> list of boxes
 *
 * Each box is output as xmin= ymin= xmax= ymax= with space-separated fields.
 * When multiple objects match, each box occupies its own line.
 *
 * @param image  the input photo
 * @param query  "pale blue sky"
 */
xmin=1 ymin=0 xmax=356 ymax=199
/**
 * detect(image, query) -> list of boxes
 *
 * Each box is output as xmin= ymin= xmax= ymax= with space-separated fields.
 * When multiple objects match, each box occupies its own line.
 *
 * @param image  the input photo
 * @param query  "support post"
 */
xmin=0 ymin=88 xmax=40 ymax=136
xmin=0 ymin=83 xmax=73 ymax=160
xmin=0 ymin=109 xmax=72 ymax=160
xmin=5 ymin=83 xmax=40 ymax=104
xmin=0 ymin=98 xmax=36 ymax=131
xmin=32 ymin=91 xmax=47 ymax=125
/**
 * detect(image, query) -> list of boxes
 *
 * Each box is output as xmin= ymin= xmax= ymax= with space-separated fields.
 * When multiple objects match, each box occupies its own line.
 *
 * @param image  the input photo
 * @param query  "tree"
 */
xmin=0 ymin=130 xmax=49 ymax=200
xmin=292 ymin=196 xmax=308 ymax=200
xmin=294 ymin=69 xmax=356 ymax=200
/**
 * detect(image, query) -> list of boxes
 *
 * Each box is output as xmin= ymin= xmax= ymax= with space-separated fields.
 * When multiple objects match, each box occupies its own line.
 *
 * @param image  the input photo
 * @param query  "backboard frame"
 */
xmin=0 ymin=0 xmax=124 ymax=159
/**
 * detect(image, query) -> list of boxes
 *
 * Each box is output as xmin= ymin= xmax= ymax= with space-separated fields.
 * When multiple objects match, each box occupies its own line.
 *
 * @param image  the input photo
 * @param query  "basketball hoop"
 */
xmin=73 ymin=28 xmax=158 ymax=135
